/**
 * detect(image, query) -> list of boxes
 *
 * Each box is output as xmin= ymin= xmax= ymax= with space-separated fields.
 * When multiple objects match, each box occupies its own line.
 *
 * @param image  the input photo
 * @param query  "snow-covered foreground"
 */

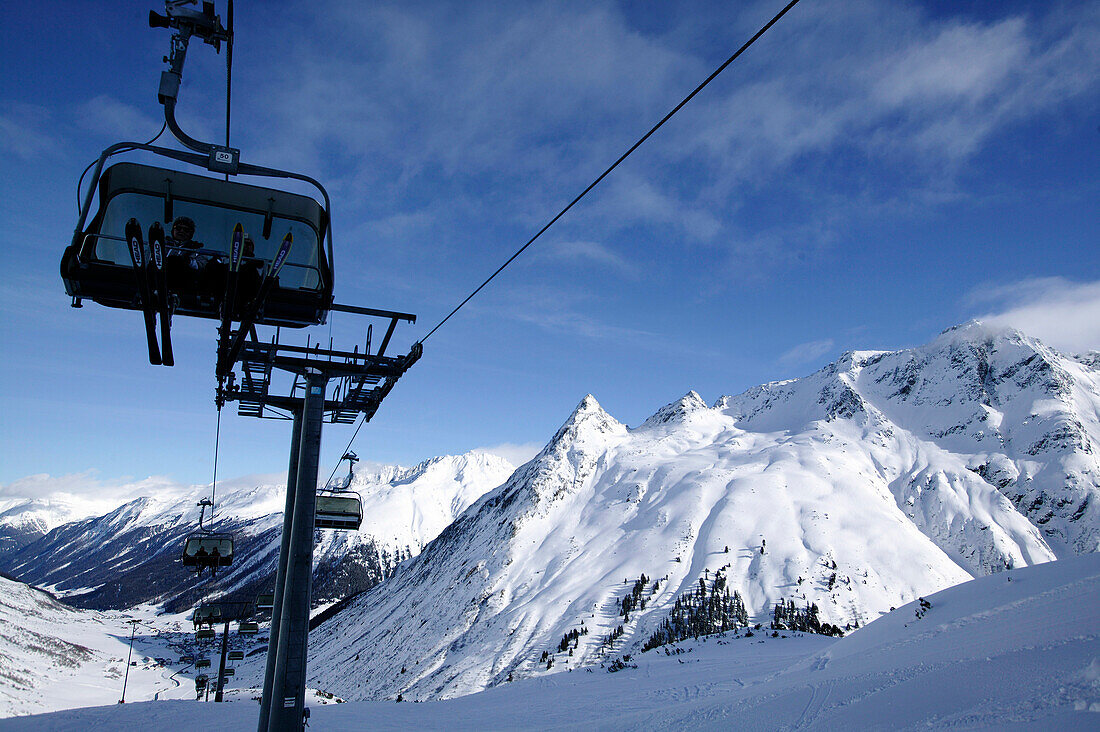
xmin=5 ymin=552 xmax=1098 ymax=730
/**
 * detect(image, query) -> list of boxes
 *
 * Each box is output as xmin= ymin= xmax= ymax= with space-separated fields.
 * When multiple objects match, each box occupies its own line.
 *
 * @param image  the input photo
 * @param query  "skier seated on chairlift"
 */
xmin=192 ymin=542 xmax=220 ymax=560
xmin=167 ymin=216 xmax=205 ymax=290
xmin=202 ymin=232 xmax=264 ymax=311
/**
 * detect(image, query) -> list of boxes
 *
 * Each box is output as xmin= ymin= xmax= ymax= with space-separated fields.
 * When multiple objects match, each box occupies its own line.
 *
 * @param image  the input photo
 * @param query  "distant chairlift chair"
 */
xmin=181 ymin=498 xmax=234 ymax=577
xmin=255 ymin=592 xmax=274 ymax=612
xmin=192 ymin=604 xmax=222 ymax=628
xmin=315 ymin=450 xmax=363 ymax=530
xmin=238 ymin=621 xmax=259 ymax=635
xmin=314 ymin=494 xmax=363 ymax=531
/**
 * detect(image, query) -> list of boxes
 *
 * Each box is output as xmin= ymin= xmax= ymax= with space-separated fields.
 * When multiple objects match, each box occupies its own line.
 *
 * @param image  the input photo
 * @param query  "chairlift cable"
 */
xmin=322 ymin=0 xmax=802 ymax=478
xmin=323 ymin=414 xmax=367 ymax=491
xmin=210 ymin=406 xmax=222 ymax=523
xmin=420 ymin=0 xmax=802 ymax=343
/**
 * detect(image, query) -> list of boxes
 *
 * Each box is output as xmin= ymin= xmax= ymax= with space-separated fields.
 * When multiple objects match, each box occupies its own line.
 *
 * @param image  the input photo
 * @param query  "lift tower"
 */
xmin=216 ymin=311 xmax=421 ymax=730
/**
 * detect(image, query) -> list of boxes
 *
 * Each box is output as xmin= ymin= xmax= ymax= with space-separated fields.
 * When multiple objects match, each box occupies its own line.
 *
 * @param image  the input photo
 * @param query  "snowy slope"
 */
xmin=1 ymin=453 xmax=514 ymax=611
xmin=5 ymin=552 xmax=1098 ymax=730
xmin=305 ymin=322 xmax=1098 ymax=703
xmin=0 ymin=576 xmax=176 ymax=718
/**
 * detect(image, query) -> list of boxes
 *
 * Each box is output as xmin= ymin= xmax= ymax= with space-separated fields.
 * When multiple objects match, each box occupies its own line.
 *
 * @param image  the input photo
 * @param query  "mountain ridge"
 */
xmin=305 ymin=321 xmax=1099 ymax=703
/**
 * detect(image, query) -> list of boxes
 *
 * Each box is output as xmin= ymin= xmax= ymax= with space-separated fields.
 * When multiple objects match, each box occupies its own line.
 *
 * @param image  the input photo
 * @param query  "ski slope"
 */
xmin=3 ymin=552 xmax=1097 ymax=729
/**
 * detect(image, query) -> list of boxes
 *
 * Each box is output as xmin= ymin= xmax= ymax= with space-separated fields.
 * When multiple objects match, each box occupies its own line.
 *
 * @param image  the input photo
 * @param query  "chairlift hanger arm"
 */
xmin=151 ymin=1 xmax=231 ymax=158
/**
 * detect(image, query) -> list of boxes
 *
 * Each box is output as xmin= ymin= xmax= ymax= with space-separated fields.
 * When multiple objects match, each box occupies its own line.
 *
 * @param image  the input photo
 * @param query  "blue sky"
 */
xmin=1 ymin=0 xmax=1098 ymax=495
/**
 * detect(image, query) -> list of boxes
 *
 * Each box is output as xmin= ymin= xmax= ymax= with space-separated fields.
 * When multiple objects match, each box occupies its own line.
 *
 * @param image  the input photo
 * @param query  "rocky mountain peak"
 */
xmin=641 ymin=390 xmax=709 ymax=427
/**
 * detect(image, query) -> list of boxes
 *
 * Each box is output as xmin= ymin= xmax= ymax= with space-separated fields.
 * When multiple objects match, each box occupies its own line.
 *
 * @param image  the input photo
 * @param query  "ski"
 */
xmin=217 ymin=223 xmax=245 ymax=363
xmin=248 ymin=230 xmax=294 ymax=316
xmin=124 ymin=218 xmax=162 ymax=365
xmin=217 ymin=231 xmax=293 ymax=377
xmin=148 ymin=222 xmax=174 ymax=366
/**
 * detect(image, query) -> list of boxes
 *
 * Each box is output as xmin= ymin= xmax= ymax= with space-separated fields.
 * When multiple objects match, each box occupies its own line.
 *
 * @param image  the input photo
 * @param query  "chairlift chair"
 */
xmin=62 ymin=162 xmax=333 ymax=329
xmin=223 ymin=667 xmax=236 ymax=677
xmin=195 ymin=657 xmax=212 ymax=668
xmin=315 ymin=494 xmax=363 ymax=531
xmin=315 ymin=450 xmax=363 ymax=529
xmin=195 ymin=628 xmax=216 ymax=641
xmin=195 ymin=674 xmax=209 ymax=688
xmin=228 ymin=650 xmax=245 ymax=661
xmin=180 ymin=655 xmax=194 ymax=664
xmin=192 ymin=604 xmax=222 ymax=626
xmin=182 ymin=498 xmax=234 ymax=576
xmin=256 ymin=592 xmax=274 ymax=611
xmin=182 ymin=532 xmax=234 ymax=573
xmin=61 ymin=0 xmax=336 ymax=367
xmin=238 ymin=621 xmax=259 ymax=635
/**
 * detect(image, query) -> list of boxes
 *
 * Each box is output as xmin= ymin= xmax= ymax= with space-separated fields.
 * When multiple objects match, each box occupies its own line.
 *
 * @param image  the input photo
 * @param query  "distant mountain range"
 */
xmin=0 ymin=454 xmax=515 ymax=612
xmin=304 ymin=321 xmax=1100 ymax=702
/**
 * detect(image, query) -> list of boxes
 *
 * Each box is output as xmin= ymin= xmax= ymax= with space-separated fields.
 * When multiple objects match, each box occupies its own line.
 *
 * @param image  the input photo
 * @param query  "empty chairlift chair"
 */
xmin=228 ymin=650 xmax=245 ymax=661
xmin=314 ymin=494 xmax=363 ymax=531
xmin=195 ymin=628 xmax=216 ymax=641
xmin=256 ymin=592 xmax=274 ymax=612
xmin=195 ymin=657 xmax=211 ymax=668
xmin=238 ymin=621 xmax=259 ymax=636
xmin=222 ymin=668 xmax=236 ymax=677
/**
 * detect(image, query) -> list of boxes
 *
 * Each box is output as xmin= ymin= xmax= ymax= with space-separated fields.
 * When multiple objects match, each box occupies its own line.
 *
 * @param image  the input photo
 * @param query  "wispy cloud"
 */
xmin=539 ymin=239 xmax=637 ymax=276
xmin=246 ymin=1 xmax=1099 ymax=267
xmin=970 ymin=277 xmax=1100 ymax=354
xmin=0 ymin=102 xmax=61 ymax=160
xmin=778 ymin=338 xmax=835 ymax=367
xmin=77 ymin=95 xmax=163 ymax=141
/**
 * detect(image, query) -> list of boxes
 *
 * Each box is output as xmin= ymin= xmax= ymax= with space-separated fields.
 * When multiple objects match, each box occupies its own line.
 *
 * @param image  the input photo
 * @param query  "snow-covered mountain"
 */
xmin=0 ymin=453 xmax=514 ymax=612
xmin=0 ymin=574 xmax=125 ymax=717
xmin=11 ymin=527 xmax=1098 ymax=728
xmin=306 ymin=322 xmax=1100 ymax=702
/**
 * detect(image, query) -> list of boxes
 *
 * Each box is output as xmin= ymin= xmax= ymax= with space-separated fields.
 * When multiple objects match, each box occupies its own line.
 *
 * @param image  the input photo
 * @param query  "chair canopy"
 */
xmin=315 ymin=494 xmax=363 ymax=530
xmin=182 ymin=533 xmax=234 ymax=568
xmin=62 ymin=161 xmax=332 ymax=328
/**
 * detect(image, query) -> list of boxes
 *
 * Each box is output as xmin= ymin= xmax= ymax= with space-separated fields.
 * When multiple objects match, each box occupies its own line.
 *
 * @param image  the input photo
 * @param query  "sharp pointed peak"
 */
xmin=642 ymin=390 xmax=710 ymax=427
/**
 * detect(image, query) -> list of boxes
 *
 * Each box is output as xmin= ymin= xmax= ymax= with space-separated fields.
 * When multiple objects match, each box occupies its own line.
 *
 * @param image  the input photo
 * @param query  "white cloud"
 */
xmin=471 ymin=442 xmax=542 ymax=467
xmin=778 ymin=338 xmax=835 ymax=367
xmin=541 ymin=240 xmax=636 ymax=276
xmin=230 ymin=0 xmax=1099 ymax=284
xmin=0 ymin=471 xmax=190 ymax=524
xmin=0 ymin=102 xmax=61 ymax=160
xmin=77 ymin=95 xmax=163 ymax=141
xmin=971 ymin=278 xmax=1100 ymax=354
